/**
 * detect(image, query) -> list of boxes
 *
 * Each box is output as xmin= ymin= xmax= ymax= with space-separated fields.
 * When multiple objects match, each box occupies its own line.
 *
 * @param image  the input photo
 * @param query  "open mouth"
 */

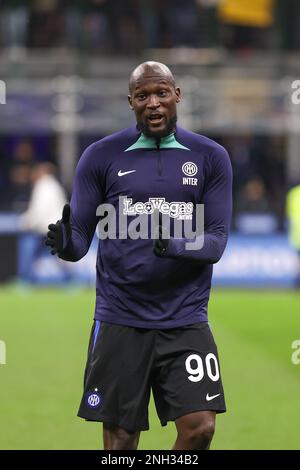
xmin=148 ymin=114 xmax=164 ymax=125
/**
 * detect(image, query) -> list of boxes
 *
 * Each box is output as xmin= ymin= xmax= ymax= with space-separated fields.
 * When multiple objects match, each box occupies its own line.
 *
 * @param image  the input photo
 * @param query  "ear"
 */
xmin=175 ymin=87 xmax=181 ymax=103
xmin=128 ymin=95 xmax=134 ymax=110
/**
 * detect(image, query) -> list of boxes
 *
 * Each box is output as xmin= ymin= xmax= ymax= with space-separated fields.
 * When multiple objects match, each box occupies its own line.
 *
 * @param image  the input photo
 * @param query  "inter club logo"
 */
xmin=182 ymin=162 xmax=198 ymax=177
xmin=86 ymin=390 xmax=102 ymax=408
xmin=182 ymin=162 xmax=198 ymax=186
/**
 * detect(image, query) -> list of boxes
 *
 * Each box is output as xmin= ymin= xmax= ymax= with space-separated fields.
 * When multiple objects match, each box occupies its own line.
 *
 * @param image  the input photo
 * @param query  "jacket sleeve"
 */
xmin=60 ymin=143 xmax=104 ymax=261
xmin=164 ymin=146 xmax=233 ymax=264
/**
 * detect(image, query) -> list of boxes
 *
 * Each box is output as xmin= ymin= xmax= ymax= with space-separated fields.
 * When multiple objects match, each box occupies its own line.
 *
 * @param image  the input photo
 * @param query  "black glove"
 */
xmin=45 ymin=204 xmax=72 ymax=256
xmin=153 ymin=213 xmax=169 ymax=257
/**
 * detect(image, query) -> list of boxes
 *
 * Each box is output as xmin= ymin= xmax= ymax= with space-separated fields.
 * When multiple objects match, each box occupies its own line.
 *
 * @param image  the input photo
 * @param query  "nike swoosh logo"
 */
xmin=118 ymin=170 xmax=136 ymax=177
xmin=206 ymin=393 xmax=220 ymax=402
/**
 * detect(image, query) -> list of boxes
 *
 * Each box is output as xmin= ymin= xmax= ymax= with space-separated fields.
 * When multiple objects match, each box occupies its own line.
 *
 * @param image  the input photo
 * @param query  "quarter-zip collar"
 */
xmin=125 ymin=130 xmax=190 ymax=152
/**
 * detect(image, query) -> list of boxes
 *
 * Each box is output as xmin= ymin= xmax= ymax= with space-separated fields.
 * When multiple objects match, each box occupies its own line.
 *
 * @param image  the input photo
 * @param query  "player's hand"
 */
xmin=45 ymin=204 xmax=72 ymax=256
xmin=153 ymin=212 xmax=169 ymax=257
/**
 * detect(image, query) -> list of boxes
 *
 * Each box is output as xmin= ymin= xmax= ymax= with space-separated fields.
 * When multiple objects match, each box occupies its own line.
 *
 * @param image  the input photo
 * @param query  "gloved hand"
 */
xmin=45 ymin=204 xmax=72 ymax=256
xmin=153 ymin=212 xmax=169 ymax=257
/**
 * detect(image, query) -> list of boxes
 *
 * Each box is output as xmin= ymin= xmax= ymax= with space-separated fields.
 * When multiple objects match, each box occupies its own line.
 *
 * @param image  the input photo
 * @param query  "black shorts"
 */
xmin=77 ymin=321 xmax=226 ymax=432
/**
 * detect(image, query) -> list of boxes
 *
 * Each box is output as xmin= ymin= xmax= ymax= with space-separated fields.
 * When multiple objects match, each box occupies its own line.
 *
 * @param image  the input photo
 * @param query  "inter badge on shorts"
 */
xmin=86 ymin=389 xmax=102 ymax=408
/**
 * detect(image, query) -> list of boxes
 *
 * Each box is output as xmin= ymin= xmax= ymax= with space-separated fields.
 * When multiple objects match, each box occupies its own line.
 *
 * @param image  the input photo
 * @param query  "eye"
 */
xmin=137 ymin=94 xmax=146 ymax=101
xmin=158 ymin=90 xmax=168 ymax=97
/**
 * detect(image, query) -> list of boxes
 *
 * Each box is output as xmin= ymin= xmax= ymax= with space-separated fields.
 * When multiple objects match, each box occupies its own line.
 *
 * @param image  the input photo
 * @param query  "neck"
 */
xmin=142 ymin=130 xmax=175 ymax=140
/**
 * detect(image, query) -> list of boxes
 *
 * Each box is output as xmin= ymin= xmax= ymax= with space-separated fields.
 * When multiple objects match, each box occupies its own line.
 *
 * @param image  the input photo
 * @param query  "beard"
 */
xmin=138 ymin=114 xmax=177 ymax=138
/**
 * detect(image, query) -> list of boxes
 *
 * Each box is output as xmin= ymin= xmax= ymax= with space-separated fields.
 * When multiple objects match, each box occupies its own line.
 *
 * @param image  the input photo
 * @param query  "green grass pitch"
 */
xmin=0 ymin=287 xmax=299 ymax=450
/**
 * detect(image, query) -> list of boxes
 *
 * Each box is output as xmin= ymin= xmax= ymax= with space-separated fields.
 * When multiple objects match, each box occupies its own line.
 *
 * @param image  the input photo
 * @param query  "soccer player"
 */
xmin=45 ymin=62 xmax=232 ymax=450
xmin=286 ymin=182 xmax=300 ymax=288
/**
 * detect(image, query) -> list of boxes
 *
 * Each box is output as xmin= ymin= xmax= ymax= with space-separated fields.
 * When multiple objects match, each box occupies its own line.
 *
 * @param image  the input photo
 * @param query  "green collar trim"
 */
xmin=125 ymin=133 xmax=190 ymax=152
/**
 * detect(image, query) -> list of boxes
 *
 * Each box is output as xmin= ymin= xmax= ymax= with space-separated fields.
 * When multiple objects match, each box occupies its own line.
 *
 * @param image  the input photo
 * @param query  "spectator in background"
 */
xmin=222 ymin=135 xmax=254 ymax=198
xmin=64 ymin=0 xmax=111 ymax=51
xmin=236 ymin=177 xmax=271 ymax=213
xmin=64 ymin=0 xmax=140 ymax=54
xmin=220 ymin=134 xmax=285 ymax=226
xmin=196 ymin=0 xmax=219 ymax=48
xmin=4 ymin=138 xmax=35 ymax=212
xmin=19 ymin=162 xmax=66 ymax=234
xmin=83 ymin=0 xmax=111 ymax=51
xmin=218 ymin=0 xmax=275 ymax=51
xmin=12 ymin=138 xmax=35 ymax=166
xmin=0 ymin=0 xmax=28 ymax=49
xmin=234 ymin=176 xmax=278 ymax=233
xmin=7 ymin=165 xmax=32 ymax=212
xmin=281 ymin=0 xmax=300 ymax=50
xmin=163 ymin=0 xmax=200 ymax=47
xmin=286 ymin=182 xmax=300 ymax=288
xmin=27 ymin=0 xmax=64 ymax=48
xmin=109 ymin=0 xmax=141 ymax=54
xmin=139 ymin=0 xmax=161 ymax=49
xmin=18 ymin=162 xmax=67 ymax=282
xmin=63 ymin=0 xmax=83 ymax=48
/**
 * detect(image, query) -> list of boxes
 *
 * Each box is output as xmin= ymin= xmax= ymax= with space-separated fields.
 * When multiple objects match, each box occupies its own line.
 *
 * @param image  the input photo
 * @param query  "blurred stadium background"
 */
xmin=0 ymin=0 xmax=300 ymax=450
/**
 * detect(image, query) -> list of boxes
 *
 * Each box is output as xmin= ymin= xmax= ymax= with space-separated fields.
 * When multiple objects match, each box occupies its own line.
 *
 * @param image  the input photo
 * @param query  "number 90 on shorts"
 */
xmin=185 ymin=353 xmax=220 ymax=383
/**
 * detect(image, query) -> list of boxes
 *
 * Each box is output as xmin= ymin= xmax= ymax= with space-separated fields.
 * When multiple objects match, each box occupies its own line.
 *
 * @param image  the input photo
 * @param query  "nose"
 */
xmin=147 ymin=94 xmax=160 ymax=109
